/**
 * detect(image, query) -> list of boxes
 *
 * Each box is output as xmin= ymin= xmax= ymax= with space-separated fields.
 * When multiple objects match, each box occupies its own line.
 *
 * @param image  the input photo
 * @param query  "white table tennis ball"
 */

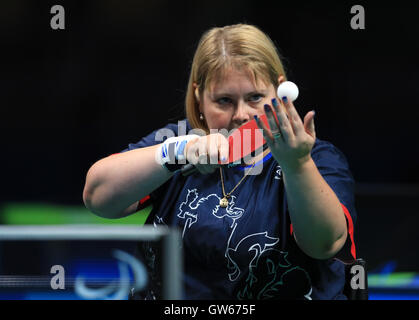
xmin=277 ymin=81 xmax=299 ymax=102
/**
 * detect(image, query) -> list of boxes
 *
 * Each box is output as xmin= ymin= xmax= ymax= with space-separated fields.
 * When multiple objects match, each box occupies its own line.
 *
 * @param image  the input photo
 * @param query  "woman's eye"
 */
xmin=217 ymin=97 xmax=233 ymax=105
xmin=216 ymin=94 xmax=263 ymax=105
xmin=249 ymin=94 xmax=264 ymax=102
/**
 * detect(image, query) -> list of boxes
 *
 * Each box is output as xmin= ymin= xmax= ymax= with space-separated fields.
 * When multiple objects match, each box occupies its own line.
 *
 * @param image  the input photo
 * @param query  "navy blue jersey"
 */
xmin=122 ymin=120 xmax=357 ymax=300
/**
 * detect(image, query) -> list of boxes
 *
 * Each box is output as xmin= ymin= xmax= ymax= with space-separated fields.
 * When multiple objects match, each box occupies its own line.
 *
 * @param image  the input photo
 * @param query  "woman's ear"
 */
xmin=194 ymin=88 xmax=200 ymax=103
xmin=278 ymin=75 xmax=285 ymax=85
xmin=193 ymin=83 xmax=200 ymax=103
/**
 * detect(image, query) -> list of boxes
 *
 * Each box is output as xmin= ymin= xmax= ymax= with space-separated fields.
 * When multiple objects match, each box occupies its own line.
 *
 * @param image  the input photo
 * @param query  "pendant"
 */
xmin=219 ymin=197 xmax=229 ymax=208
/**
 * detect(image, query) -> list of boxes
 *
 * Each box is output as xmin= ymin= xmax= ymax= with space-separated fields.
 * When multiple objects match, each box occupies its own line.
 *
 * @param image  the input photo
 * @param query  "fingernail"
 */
xmin=271 ymin=98 xmax=279 ymax=107
xmin=312 ymin=110 xmax=316 ymax=117
xmin=282 ymin=96 xmax=288 ymax=103
xmin=221 ymin=156 xmax=227 ymax=162
xmin=253 ymin=115 xmax=258 ymax=121
xmin=264 ymin=104 xmax=271 ymax=113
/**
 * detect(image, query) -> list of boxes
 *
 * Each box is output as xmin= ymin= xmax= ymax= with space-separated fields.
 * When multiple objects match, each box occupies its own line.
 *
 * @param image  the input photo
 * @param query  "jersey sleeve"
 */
xmin=311 ymin=139 xmax=357 ymax=263
xmin=120 ymin=122 xmax=184 ymax=152
xmin=117 ymin=120 xmax=191 ymax=212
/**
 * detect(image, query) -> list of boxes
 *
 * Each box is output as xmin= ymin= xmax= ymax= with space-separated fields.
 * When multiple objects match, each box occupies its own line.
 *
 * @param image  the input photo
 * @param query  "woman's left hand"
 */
xmin=255 ymin=97 xmax=316 ymax=173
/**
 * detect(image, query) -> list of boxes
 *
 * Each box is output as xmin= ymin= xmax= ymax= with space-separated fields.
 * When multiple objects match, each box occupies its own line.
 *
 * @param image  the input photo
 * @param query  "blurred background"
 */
xmin=0 ymin=0 xmax=418 ymax=299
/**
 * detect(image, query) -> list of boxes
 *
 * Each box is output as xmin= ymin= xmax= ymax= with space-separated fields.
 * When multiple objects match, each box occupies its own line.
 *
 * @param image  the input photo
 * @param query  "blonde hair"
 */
xmin=185 ymin=24 xmax=287 ymax=132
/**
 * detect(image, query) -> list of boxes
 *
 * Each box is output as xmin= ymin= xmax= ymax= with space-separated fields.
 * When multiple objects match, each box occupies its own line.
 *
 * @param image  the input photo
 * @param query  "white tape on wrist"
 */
xmin=156 ymin=135 xmax=200 ymax=171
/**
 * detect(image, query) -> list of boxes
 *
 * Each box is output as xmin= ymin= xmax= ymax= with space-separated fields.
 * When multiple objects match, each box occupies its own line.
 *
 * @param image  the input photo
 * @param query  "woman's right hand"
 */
xmin=184 ymin=133 xmax=229 ymax=174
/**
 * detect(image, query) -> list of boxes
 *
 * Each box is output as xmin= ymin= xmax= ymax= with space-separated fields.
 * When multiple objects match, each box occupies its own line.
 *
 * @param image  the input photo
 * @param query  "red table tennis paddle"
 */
xmin=180 ymin=114 xmax=269 ymax=176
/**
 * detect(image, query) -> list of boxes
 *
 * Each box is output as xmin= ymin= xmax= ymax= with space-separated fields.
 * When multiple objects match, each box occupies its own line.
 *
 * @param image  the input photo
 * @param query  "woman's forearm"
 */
xmin=83 ymin=144 xmax=173 ymax=218
xmin=282 ymin=157 xmax=348 ymax=260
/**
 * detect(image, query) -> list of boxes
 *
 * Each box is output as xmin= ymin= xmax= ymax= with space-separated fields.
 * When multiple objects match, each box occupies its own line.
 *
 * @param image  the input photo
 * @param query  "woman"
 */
xmin=83 ymin=24 xmax=357 ymax=300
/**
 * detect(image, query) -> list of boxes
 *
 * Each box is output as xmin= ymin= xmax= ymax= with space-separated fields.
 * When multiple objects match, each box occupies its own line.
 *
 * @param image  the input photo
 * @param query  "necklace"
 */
xmin=219 ymin=162 xmax=256 ymax=208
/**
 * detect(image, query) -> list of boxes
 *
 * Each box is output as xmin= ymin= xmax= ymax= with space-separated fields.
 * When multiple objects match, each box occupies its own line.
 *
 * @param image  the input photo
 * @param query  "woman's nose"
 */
xmin=232 ymin=101 xmax=251 ymax=125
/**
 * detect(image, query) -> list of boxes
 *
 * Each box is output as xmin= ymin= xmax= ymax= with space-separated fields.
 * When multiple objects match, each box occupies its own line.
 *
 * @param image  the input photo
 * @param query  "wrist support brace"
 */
xmin=156 ymin=134 xmax=200 ymax=172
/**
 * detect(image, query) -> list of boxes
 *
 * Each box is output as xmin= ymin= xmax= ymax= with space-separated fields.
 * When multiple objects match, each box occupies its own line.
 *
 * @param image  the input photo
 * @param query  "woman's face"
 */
xmin=200 ymin=67 xmax=278 ymax=132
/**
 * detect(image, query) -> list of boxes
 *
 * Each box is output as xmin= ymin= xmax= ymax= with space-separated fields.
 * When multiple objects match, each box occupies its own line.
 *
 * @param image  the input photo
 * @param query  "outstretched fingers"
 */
xmin=271 ymin=98 xmax=293 ymax=142
xmin=280 ymin=97 xmax=305 ymax=138
xmin=263 ymin=104 xmax=279 ymax=141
